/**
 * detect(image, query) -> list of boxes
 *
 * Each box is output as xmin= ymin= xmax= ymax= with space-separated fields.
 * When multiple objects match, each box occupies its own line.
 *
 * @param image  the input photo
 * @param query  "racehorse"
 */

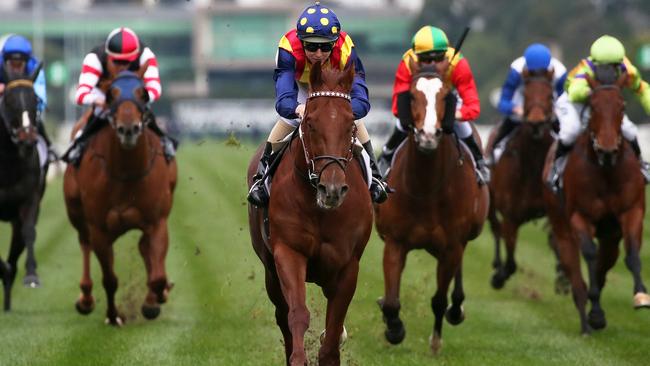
xmin=486 ymin=68 xmax=563 ymax=290
xmin=63 ymin=71 xmax=177 ymax=325
xmin=542 ymin=72 xmax=649 ymax=334
xmin=375 ymin=59 xmax=489 ymax=353
xmin=0 ymin=64 xmax=48 ymax=310
xmin=247 ymin=62 xmax=372 ymax=365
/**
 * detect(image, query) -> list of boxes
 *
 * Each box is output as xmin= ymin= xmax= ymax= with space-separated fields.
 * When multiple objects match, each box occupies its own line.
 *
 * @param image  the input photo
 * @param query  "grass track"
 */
xmin=0 ymin=139 xmax=648 ymax=365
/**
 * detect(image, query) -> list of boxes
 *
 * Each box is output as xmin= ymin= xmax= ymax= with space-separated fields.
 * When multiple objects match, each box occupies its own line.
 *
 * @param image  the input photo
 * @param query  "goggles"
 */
xmin=418 ymin=51 xmax=447 ymax=63
xmin=303 ymin=42 xmax=335 ymax=53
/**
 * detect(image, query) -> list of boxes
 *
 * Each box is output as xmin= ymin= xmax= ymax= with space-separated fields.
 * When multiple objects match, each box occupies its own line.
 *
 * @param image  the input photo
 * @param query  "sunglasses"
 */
xmin=303 ymin=42 xmax=335 ymax=52
xmin=418 ymin=52 xmax=447 ymax=63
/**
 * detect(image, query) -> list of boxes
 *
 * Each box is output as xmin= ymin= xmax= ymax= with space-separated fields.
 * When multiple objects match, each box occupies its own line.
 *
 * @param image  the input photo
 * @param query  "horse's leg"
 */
xmin=319 ymin=260 xmax=359 ymax=366
xmin=548 ymin=231 xmax=570 ymax=295
xmin=378 ymin=237 xmax=407 ymax=345
xmin=445 ymin=262 xmax=465 ymax=326
xmin=90 ymin=228 xmax=122 ymax=326
xmin=140 ymin=219 xmax=172 ymax=320
xmin=619 ymin=208 xmax=650 ymax=308
xmin=7 ymin=221 xmax=25 ymax=289
xmin=563 ymin=214 xmax=592 ymax=334
xmin=75 ymin=235 xmax=95 ymax=315
xmin=491 ymin=218 xmax=518 ymax=289
xmin=264 ymin=266 xmax=292 ymax=365
xmin=273 ymin=243 xmax=309 ymax=366
xmin=21 ymin=196 xmax=41 ymax=287
xmin=488 ymin=199 xmax=502 ymax=271
xmin=0 ymin=256 xmax=10 ymax=311
xmin=588 ymin=229 xmax=621 ymax=330
xmin=430 ymin=244 xmax=463 ymax=354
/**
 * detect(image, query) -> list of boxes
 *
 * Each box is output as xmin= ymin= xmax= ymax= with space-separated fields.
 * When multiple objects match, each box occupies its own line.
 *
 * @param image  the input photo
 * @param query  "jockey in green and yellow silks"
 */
xmin=548 ymin=35 xmax=650 ymax=191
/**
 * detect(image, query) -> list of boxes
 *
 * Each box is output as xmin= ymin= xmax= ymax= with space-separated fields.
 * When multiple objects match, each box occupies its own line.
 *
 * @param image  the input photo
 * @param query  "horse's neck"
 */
xmin=571 ymin=132 xmax=635 ymax=183
xmin=402 ymin=134 xmax=458 ymax=195
xmin=106 ymin=129 xmax=154 ymax=176
xmin=511 ymin=126 xmax=553 ymax=163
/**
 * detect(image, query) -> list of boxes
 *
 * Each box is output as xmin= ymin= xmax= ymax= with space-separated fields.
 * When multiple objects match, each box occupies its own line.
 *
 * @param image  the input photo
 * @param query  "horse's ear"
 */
xmin=546 ymin=67 xmax=554 ymax=81
xmin=522 ymin=67 xmax=530 ymax=80
xmin=310 ymin=61 xmax=323 ymax=90
xmin=616 ymin=71 xmax=629 ymax=88
xmin=409 ymin=55 xmax=420 ymax=76
xmin=340 ymin=61 xmax=355 ymax=91
xmin=585 ymin=73 xmax=599 ymax=89
xmin=30 ymin=61 xmax=43 ymax=82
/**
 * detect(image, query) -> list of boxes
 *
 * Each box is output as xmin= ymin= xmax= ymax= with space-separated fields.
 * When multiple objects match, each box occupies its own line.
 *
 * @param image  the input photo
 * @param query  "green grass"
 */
xmin=0 ymin=138 xmax=649 ymax=365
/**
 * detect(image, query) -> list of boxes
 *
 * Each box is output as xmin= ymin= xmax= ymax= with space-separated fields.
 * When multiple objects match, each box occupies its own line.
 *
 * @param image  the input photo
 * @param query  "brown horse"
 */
xmin=542 ymin=72 xmax=649 ymax=334
xmin=375 ymin=60 xmax=489 ymax=353
xmin=486 ymin=68 xmax=561 ymax=290
xmin=247 ymin=62 xmax=372 ymax=365
xmin=63 ymin=71 xmax=177 ymax=325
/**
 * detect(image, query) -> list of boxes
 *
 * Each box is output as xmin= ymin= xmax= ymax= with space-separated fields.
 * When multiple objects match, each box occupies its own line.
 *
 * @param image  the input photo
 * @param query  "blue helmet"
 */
xmin=296 ymin=2 xmax=341 ymax=42
xmin=2 ymin=34 xmax=32 ymax=59
xmin=523 ymin=43 xmax=551 ymax=71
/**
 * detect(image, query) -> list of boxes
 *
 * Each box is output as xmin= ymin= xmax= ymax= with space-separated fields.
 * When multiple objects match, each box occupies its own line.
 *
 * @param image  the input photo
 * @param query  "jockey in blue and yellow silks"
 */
xmin=247 ymin=2 xmax=388 ymax=207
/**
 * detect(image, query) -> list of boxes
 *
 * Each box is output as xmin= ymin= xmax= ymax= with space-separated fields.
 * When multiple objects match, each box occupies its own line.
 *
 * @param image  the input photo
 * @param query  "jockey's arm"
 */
xmin=497 ymin=67 xmax=522 ymax=116
xmin=75 ymin=52 xmax=103 ymax=106
xmin=348 ymin=49 xmax=370 ymax=120
xmin=450 ymin=57 xmax=480 ymax=121
xmin=140 ymin=47 xmax=161 ymax=103
xmin=623 ymin=58 xmax=650 ymax=115
xmin=273 ymin=48 xmax=300 ymax=119
xmin=34 ymin=66 xmax=47 ymax=112
xmin=391 ymin=57 xmax=412 ymax=118
xmin=567 ymin=60 xmax=592 ymax=104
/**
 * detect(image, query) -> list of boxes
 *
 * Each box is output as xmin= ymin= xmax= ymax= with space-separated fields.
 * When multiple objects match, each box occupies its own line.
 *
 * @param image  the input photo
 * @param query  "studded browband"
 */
xmin=308 ymin=91 xmax=351 ymax=100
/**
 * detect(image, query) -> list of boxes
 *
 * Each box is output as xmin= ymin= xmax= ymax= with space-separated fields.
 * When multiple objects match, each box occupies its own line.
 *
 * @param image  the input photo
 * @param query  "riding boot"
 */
xmin=144 ymin=108 xmax=178 ymax=161
xmin=547 ymin=141 xmax=572 ymax=193
xmin=488 ymin=117 xmax=518 ymax=166
xmin=61 ymin=113 xmax=107 ymax=166
xmin=462 ymin=135 xmax=490 ymax=185
xmin=247 ymin=142 xmax=273 ymax=207
xmin=377 ymin=126 xmax=408 ymax=177
xmin=363 ymin=141 xmax=389 ymax=203
xmin=630 ymin=138 xmax=650 ymax=184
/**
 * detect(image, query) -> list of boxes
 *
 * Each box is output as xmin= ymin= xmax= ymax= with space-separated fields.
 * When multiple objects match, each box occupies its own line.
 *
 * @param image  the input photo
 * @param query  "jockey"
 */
xmin=548 ymin=35 xmax=650 ymax=190
xmin=491 ymin=43 xmax=567 ymax=161
xmin=377 ymin=25 xmax=489 ymax=184
xmin=62 ymin=27 xmax=176 ymax=166
xmin=247 ymin=2 xmax=388 ymax=207
xmin=0 ymin=34 xmax=50 ymax=145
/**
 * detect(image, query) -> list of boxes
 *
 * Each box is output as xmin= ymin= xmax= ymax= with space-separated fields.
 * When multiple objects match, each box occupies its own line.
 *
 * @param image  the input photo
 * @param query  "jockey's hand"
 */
xmin=513 ymin=105 xmax=524 ymax=117
xmin=295 ymin=104 xmax=306 ymax=119
xmin=93 ymin=98 xmax=106 ymax=111
xmin=0 ymin=83 xmax=5 ymax=95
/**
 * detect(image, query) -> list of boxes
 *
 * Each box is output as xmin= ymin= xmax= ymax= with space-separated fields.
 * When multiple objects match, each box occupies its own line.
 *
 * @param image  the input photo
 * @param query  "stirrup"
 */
xmin=475 ymin=161 xmax=490 ymax=186
xmin=370 ymin=177 xmax=389 ymax=203
xmin=641 ymin=161 xmax=650 ymax=184
xmin=61 ymin=141 xmax=85 ymax=167
xmin=377 ymin=151 xmax=394 ymax=178
xmin=247 ymin=177 xmax=269 ymax=207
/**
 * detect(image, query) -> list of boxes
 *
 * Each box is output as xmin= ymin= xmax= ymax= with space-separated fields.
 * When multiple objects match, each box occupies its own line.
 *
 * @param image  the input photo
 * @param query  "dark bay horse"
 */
xmin=63 ymin=71 xmax=177 ymax=325
xmin=375 ymin=60 xmax=489 ymax=353
xmin=542 ymin=72 xmax=649 ymax=334
xmin=486 ymin=68 xmax=560 ymax=290
xmin=247 ymin=62 xmax=372 ymax=365
xmin=0 ymin=65 xmax=48 ymax=310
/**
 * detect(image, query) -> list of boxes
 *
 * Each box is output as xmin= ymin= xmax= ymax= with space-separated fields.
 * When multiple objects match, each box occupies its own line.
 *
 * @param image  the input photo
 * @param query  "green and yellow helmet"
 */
xmin=590 ymin=35 xmax=625 ymax=64
xmin=412 ymin=26 xmax=449 ymax=55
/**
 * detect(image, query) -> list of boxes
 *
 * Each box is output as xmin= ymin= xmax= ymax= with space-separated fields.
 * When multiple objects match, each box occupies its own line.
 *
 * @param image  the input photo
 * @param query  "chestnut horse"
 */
xmin=0 ymin=65 xmax=48 ymax=310
xmin=375 ymin=60 xmax=489 ymax=353
xmin=543 ymin=73 xmax=649 ymax=334
xmin=247 ymin=62 xmax=372 ymax=365
xmin=63 ymin=71 xmax=177 ymax=325
xmin=486 ymin=68 xmax=561 ymax=290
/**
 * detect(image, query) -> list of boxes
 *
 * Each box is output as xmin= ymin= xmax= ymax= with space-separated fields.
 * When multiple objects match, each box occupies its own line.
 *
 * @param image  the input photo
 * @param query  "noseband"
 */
xmin=300 ymin=91 xmax=356 ymax=187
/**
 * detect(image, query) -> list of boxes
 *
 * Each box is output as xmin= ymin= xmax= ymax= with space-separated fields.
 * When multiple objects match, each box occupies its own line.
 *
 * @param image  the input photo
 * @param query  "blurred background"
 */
xmin=0 ymin=0 xmax=648 ymax=149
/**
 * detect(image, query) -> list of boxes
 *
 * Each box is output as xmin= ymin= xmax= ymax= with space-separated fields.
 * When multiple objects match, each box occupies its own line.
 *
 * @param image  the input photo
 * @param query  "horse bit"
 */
xmin=299 ymin=91 xmax=356 ymax=187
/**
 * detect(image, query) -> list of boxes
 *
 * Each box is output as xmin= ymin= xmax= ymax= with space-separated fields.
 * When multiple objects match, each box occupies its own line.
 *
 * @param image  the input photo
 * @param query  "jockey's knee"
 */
xmin=454 ymin=121 xmax=473 ymax=139
xmin=356 ymin=119 xmax=370 ymax=144
xmin=268 ymin=118 xmax=297 ymax=151
xmin=621 ymin=114 xmax=638 ymax=141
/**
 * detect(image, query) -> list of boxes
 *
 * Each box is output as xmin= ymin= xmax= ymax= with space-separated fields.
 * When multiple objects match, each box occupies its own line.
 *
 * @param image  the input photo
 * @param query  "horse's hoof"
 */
xmin=490 ymin=272 xmax=505 ymax=289
xmin=105 ymin=316 xmax=124 ymax=327
xmin=554 ymin=274 xmax=570 ymax=295
xmin=445 ymin=305 xmax=465 ymax=326
xmin=319 ymin=325 xmax=347 ymax=347
xmin=141 ymin=303 xmax=161 ymax=320
xmin=23 ymin=274 xmax=40 ymax=288
xmin=384 ymin=325 xmax=405 ymax=345
xmin=634 ymin=292 xmax=650 ymax=309
xmin=429 ymin=333 xmax=443 ymax=355
xmin=588 ymin=309 xmax=607 ymax=330
xmin=75 ymin=298 xmax=95 ymax=315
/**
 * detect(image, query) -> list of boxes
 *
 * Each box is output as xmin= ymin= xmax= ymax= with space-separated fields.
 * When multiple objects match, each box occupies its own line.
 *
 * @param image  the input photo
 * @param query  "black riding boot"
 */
xmin=547 ymin=141 xmax=572 ymax=192
xmin=247 ymin=142 xmax=273 ymax=207
xmin=363 ymin=141 xmax=389 ymax=203
xmin=144 ymin=109 xmax=178 ymax=161
xmin=462 ymin=135 xmax=490 ymax=185
xmin=630 ymin=138 xmax=650 ymax=183
xmin=377 ymin=126 xmax=408 ymax=177
xmin=61 ymin=113 xmax=107 ymax=166
xmin=488 ymin=117 xmax=518 ymax=165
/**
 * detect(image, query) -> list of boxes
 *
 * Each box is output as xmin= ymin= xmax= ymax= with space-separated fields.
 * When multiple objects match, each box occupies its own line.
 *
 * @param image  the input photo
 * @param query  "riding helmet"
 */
xmin=2 ymin=34 xmax=32 ymax=60
xmin=412 ymin=26 xmax=449 ymax=55
xmin=105 ymin=27 xmax=140 ymax=62
xmin=590 ymin=35 xmax=625 ymax=64
xmin=523 ymin=43 xmax=551 ymax=71
xmin=296 ymin=2 xmax=341 ymax=43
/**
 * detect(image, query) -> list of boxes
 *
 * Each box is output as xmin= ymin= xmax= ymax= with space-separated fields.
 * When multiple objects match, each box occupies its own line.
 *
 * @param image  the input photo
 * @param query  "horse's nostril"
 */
xmin=317 ymin=183 xmax=327 ymax=196
xmin=133 ymin=125 xmax=141 ymax=134
xmin=117 ymin=126 xmax=125 ymax=135
xmin=340 ymin=184 xmax=349 ymax=196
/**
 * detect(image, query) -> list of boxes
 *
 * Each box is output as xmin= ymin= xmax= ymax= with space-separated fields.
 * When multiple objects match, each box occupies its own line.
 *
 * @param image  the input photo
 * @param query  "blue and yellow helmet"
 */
xmin=296 ymin=2 xmax=341 ymax=42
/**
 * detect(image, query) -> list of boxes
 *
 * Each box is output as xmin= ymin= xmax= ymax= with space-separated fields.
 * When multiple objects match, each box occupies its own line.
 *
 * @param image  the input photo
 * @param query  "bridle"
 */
xmin=1 ymin=79 xmax=37 ymax=145
xmin=522 ymin=75 xmax=554 ymax=123
xmin=588 ymin=83 xmax=624 ymax=165
xmin=299 ymin=91 xmax=356 ymax=188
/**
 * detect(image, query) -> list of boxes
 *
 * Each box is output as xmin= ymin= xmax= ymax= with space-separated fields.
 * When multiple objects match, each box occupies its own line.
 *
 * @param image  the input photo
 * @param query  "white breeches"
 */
xmin=555 ymin=92 xmax=637 ymax=145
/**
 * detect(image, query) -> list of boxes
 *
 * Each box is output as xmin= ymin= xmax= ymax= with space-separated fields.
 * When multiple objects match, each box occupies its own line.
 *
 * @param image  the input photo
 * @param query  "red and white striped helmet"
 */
xmin=105 ymin=27 xmax=140 ymax=62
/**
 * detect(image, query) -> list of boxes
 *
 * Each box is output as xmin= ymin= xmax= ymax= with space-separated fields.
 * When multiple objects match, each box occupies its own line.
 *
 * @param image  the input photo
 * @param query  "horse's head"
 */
xmin=586 ymin=71 xmax=627 ymax=165
xmin=522 ymin=67 xmax=554 ymax=139
xmin=0 ymin=63 xmax=41 ymax=153
xmin=408 ymin=57 xmax=451 ymax=153
xmin=106 ymin=71 xmax=148 ymax=149
xmin=301 ymin=61 xmax=356 ymax=210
